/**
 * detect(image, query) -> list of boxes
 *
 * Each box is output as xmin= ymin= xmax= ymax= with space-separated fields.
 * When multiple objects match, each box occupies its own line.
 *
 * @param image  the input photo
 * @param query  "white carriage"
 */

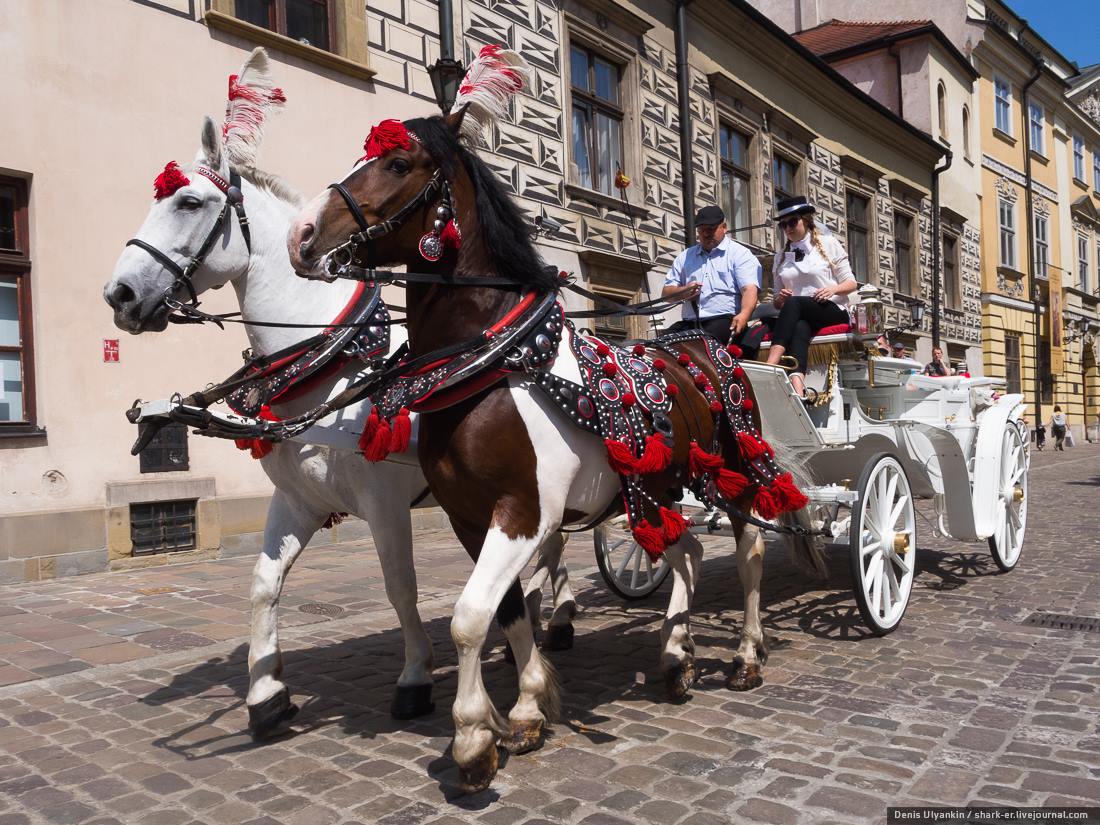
xmin=595 ymin=309 xmax=1029 ymax=635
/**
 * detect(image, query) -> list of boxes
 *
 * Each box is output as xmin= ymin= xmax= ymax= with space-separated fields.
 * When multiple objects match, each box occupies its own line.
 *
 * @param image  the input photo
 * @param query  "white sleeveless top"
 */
xmin=773 ymin=233 xmax=857 ymax=307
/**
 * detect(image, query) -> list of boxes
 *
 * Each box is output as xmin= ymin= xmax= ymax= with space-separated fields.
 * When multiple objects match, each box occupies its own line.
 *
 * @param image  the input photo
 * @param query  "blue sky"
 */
xmin=1004 ymin=0 xmax=1099 ymax=68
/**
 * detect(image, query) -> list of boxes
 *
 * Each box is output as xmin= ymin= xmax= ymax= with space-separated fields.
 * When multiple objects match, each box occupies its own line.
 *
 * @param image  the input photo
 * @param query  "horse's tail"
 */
xmin=771 ymin=439 xmax=829 ymax=581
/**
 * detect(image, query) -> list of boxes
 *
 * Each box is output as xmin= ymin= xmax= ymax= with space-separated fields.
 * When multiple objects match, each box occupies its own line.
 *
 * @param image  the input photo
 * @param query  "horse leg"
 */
xmin=728 ymin=524 xmax=767 ymax=691
xmin=534 ymin=532 xmax=576 ymax=651
xmin=247 ymin=490 xmax=324 ymax=738
xmin=357 ymin=477 xmax=435 ymax=719
xmin=450 ymin=524 xmax=552 ymax=793
xmin=500 ymin=581 xmax=559 ymax=755
xmin=659 ymin=531 xmax=704 ymax=700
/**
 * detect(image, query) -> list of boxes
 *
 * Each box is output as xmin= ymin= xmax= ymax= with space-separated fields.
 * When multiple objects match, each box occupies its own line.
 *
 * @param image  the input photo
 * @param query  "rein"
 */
xmin=126 ymin=166 xmax=251 ymax=308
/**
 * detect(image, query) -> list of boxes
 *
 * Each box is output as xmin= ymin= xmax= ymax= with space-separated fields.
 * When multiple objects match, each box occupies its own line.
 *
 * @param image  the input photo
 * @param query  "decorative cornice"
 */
xmin=982 ymin=292 xmax=1035 ymax=312
xmin=985 ymin=155 xmax=1025 ymax=186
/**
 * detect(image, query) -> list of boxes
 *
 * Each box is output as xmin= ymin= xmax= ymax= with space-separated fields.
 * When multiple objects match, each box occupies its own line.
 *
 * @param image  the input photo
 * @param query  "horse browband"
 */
xmin=126 ymin=166 xmax=252 ymax=307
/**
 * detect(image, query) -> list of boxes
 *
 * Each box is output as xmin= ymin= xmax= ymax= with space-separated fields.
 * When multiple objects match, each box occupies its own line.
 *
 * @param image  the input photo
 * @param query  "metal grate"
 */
xmin=299 ymin=602 xmax=346 ymax=619
xmin=1022 ymin=612 xmax=1100 ymax=633
xmin=130 ymin=499 xmax=197 ymax=556
xmin=138 ymin=422 xmax=190 ymax=473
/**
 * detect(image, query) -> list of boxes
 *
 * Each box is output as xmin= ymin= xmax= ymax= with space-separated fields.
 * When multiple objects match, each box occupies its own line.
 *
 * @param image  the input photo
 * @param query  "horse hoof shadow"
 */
xmin=542 ymin=624 xmax=575 ymax=651
xmin=248 ymin=687 xmax=299 ymax=740
xmin=390 ymin=683 xmax=435 ymax=720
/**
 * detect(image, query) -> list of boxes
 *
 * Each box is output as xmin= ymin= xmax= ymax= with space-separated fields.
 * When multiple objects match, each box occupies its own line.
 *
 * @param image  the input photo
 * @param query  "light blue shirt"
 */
xmin=664 ymin=236 xmax=761 ymax=320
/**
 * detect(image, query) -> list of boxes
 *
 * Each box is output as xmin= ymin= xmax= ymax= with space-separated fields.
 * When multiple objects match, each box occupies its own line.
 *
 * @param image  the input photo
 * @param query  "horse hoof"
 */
xmin=505 ymin=719 xmax=545 ymax=754
xmin=390 ymin=683 xmax=435 ymax=720
xmin=458 ymin=745 xmax=499 ymax=794
xmin=542 ymin=624 xmax=574 ymax=651
xmin=663 ymin=659 xmax=696 ymax=701
xmin=248 ymin=688 xmax=299 ymax=740
xmin=726 ymin=663 xmax=764 ymax=692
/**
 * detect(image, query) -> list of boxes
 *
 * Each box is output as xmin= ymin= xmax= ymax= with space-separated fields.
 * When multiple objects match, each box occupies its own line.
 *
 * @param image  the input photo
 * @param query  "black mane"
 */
xmin=405 ymin=116 xmax=560 ymax=291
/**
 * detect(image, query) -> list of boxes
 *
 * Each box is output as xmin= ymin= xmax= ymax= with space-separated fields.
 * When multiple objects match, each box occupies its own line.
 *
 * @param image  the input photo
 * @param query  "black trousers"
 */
xmin=768 ymin=297 xmax=849 ymax=373
xmin=664 ymin=315 xmax=758 ymax=360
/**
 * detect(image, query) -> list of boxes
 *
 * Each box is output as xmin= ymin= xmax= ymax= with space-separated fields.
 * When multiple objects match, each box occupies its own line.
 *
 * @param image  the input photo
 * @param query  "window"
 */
xmin=846 ymin=191 xmax=871 ymax=282
xmin=894 ymin=211 xmax=914 ymax=295
xmin=0 ymin=175 xmax=35 ymax=429
xmin=994 ymin=76 xmax=1012 ymax=134
xmin=233 ymin=0 xmax=332 ymax=50
xmin=962 ymin=105 xmax=971 ymax=159
xmin=998 ymin=198 xmax=1016 ymax=269
xmin=937 ymin=83 xmax=948 ymax=139
xmin=570 ymin=45 xmax=624 ymax=196
xmin=130 ymin=499 xmax=198 ymax=555
xmin=772 ymin=155 xmax=798 ymax=202
xmin=1079 ymin=236 xmax=1089 ymax=292
xmin=1074 ymin=137 xmax=1086 ymax=182
xmin=719 ymin=124 xmax=752 ymax=243
xmin=943 ymin=233 xmax=960 ymax=310
xmin=1004 ymin=334 xmax=1021 ymax=395
xmin=1095 ymin=151 xmax=1100 ymax=192
xmin=1033 ymin=214 xmax=1048 ymax=279
xmin=1028 ymin=102 xmax=1044 ymax=154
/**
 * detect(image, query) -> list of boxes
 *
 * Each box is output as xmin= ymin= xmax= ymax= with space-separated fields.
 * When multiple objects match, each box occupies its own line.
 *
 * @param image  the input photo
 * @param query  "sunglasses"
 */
xmin=778 ymin=217 xmax=803 ymax=230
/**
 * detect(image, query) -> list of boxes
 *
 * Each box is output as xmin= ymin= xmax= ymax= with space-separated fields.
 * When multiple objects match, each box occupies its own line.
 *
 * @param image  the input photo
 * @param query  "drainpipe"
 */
xmin=931 ymin=149 xmax=952 ymax=349
xmin=675 ymin=0 xmax=695 ymax=246
xmin=437 ymin=0 xmax=455 ymax=62
xmin=1021 ymin=56 xmax=1043 ymax=422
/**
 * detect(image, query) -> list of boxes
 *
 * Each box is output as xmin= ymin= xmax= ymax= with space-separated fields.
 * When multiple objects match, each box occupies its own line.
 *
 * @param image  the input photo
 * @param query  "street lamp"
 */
xmin=428 ymin=57 xmax=466 ymax=115
xmin=908 ymin=300 xmax=925 ymax=329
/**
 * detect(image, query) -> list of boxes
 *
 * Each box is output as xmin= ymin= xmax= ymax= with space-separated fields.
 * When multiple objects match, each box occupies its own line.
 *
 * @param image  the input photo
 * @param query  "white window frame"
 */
xmin=1033 ymin=214 xmax=1048 ymax=278
xmin=994 ymin=76 xmax=1012 ymax=134
xmin=1028 ymin=102 xmax=1044 ymax=155
xmin=998 ymin=198 xmax=1016 ymax=269
xmin=1078 ymin=235 xmax=1089 ymax=292
xmin=1073 ymin=136 xmax=1085 ymax=182
xmin=1093 ymin=150 xmax=1100 ymax=192
xmin=962 ymin=105 xmax=971 ymax=159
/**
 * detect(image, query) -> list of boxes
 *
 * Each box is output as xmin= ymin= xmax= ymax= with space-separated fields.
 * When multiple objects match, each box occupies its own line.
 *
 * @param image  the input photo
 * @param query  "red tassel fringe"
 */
xmin=716 ymin=468 xmax=749 ymax=499
xmin=688 ymin=442 xmax=724 ymax=477
xmin=604 ymin=439 xmax=638 ymax=475
xmin=633 ymin=434 xmax=672 ymax=475
xmin=753 ymin=486 xmax=780 ymax=520
xmin=660 ymin=507 xmax=688 ymax=545
xmin=388 ymin=408 xmax=411 ymax=454
xmin=363 ymin=416 xmax=392 ymax=462
xmin=709 ymin=401 xmax=723 ymax=414
xmin=632 ymin=519 xmax=667 ymax=561
xmin=770 ymin=472 xmax=809 ymax=512
xmin=737 ymin=432 xmax=766 ymax=460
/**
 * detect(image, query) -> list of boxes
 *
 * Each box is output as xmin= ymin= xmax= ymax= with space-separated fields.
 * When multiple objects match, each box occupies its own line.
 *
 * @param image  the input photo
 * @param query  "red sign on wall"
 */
xmin=103 ymin=339 xmax=120 ymax=363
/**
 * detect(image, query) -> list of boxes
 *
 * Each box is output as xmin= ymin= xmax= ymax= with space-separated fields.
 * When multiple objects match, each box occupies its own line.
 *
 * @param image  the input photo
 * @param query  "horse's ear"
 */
xmin=444 ymin=105 xmax=468 ymax=137
xmin=198 ymin=116 xmax=226 ymax=172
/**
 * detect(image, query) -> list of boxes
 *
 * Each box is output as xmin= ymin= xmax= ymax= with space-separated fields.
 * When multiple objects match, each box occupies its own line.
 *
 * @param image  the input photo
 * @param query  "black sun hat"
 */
xmin=774 ymin=196 xmax=815 ymax=220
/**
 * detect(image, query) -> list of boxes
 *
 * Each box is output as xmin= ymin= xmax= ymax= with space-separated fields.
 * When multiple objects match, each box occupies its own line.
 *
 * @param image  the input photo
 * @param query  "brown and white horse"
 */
xmin=285 ymin=104 xmax=808 ymax=790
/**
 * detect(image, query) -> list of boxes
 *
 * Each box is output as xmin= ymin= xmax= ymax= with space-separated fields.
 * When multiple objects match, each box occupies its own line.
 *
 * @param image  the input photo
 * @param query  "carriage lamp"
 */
xmin=428 ymin=57 xmax=466 ymax=114
xmin=853 ymin=284 xmax=885 ymax=338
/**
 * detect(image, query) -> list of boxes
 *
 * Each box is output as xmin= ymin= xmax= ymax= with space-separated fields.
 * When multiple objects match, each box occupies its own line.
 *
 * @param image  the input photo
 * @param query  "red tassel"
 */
xmin=660 ymin=507 xmax=689 ymax=545
xmin=632 ymin=519 xmax=667 ymax=561
xmin=653 ymin=359 xmax=667 ymax=372
xmin=621 ymin=392 xmax=637 ymax=408
xmin=364 ymin=417 xmax=392 ymax=462
xmin=716 ymin=468 xmax=749 ymax=499
xmin=726 ymin=344 xmax=743 ymax=358
xmin=693 ymin=374 xmax=709 ymax=389
xmin=596 ymin=342 xmax=611 ymax=356
xmin=632 ymin=344 xmax=646 ymax=356
xmin=602 ymin=362 xmax=619 ymax=377
xmin=153 ymin=161 xmax=190 ymax=200
xmin=322 ymin=512 xmax=348 ymax=529
xmin=388 ymin=407 xmax=411 ymax=454
xmin=742 ymin=398 xmax=754 ymax=411
xmin=359 ymin=408 xmax=381 ymax=455
xmin=666 ymin=384 xmax=679 ymax=397
xmin=235 ymin=438 xmax=250 ymax=452
xmin=737 ymin=432 xmax=766 ymax=460
xmin=634 ymin=433 xmax=672 ymax=474
xmin=604 ymin=439 xmax=638 ymax=475
xmin=360 ymin=119 xmax=411 ymax=161
xmin=770 ymin=472 xmax=809 ymax=512
xmin=709 ymin=401 xmax=723 ymax=414
xmin=754 ymin=486 xmax=781 ymax=520
xmin=688 ymin=442 xmax=725 ymax=477
xmin=677 ymin=353 xmax=691 ymax=366
xmin=733 ymin=366 xmax=745 ymax=379
xmin=251 ymin=439 xmax=274 ymax=459
xmin=440 ymin=220 xmax=462 ymax=250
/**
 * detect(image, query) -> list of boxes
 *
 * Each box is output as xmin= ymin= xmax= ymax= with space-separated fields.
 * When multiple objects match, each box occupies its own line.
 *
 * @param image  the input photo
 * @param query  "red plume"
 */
xmin=153 ymin=162 xmax=190 ymax=201
xmin=361 ymin=119 xmax=411 ymax=161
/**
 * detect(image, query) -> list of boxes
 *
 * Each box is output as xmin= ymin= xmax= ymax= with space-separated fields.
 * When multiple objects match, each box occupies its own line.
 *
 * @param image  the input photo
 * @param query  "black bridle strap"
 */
xmin=327 ymin=182 xmax=372 ymax=233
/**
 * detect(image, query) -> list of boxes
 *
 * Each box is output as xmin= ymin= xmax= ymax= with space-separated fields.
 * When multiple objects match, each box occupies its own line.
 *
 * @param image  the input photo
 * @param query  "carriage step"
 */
xmin=1022 ymin=612 xmax=1100 ymax=633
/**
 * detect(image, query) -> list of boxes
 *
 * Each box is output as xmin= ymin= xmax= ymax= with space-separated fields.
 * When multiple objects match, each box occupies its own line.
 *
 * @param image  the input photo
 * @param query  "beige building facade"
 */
xmin=2 ymin=0 xmax=943 ymax=582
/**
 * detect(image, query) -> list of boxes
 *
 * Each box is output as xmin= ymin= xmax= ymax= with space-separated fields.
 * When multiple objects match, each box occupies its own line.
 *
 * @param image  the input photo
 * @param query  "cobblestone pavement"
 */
xmin=0 ymin=445 xmax=1098 ymax=824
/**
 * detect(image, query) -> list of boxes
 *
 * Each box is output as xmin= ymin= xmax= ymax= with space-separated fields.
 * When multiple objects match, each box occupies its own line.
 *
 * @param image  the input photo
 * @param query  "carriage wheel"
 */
xmin=594 ymin=523 xmax=671 ymax=600
xmin=988 ymin=422 xmax=1028 ymax=572
xmin=849 ymin=453 xmax=917 ymax=635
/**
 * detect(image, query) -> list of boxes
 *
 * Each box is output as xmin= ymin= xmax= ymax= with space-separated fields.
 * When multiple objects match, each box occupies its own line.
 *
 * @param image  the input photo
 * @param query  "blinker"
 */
xmin=226 ymin=186 xmax=244 ymax=205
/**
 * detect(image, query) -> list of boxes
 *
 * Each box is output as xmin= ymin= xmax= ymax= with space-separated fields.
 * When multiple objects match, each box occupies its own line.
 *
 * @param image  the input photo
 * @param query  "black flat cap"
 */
xmin=694 ymin=205 xmax=725 ymax=226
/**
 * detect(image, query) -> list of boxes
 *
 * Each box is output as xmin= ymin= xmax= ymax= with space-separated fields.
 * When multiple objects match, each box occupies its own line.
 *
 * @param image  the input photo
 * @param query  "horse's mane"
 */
xmin=180 ymin=161 xmax=303 ymax=207
xmin=405 ymin=116 xmax=559 ymax=291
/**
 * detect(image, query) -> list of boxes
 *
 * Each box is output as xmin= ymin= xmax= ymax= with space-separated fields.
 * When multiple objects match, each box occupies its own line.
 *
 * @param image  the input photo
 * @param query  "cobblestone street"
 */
xmin=0 ymin=445 xmax=1098 ymax=824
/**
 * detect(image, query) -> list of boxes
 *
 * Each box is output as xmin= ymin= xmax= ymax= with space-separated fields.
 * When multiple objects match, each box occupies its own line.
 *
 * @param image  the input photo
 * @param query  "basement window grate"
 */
xmin=130 ymin=499 xmax=197 ymax=556
xmin=1022 ymin=612 xmax=1100 ymax=633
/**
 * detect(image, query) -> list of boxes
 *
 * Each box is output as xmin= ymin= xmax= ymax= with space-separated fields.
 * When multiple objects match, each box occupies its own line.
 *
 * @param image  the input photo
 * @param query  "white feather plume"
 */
xmin=451 ymin=45 xmax=531 ymax=146
xmin=222 ymin=47 xmax=287 ymax=168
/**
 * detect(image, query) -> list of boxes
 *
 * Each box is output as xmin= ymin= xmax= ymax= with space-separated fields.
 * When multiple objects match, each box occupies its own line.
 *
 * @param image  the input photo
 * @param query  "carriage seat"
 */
xmin=757 ymin=322 xmax=852 ymax=347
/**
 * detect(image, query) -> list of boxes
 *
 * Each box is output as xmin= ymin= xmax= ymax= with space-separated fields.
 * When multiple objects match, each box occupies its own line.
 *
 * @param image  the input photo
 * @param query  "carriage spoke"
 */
xmin=887 ymin=496 xmax=907 ymax=532
xmin=614 ymin=540 xmax=635 ymax=578
xmin=864 ymin=551 xmax=883 ymax=593
xmin=881 ymin=563 xmax=894 ymax=616
xmin=860 ymin=534 xmax=879 ymax=557
xmin=881 ymin=474 xmax=899 ymax=527
xmin=890 ymin=551 xmax=911 ymax=578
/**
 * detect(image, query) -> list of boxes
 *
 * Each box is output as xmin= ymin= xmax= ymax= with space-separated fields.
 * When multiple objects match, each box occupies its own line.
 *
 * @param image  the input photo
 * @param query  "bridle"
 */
xmin=322 ymin=161 xmax=448 ymax=274
xmin=125 ymin=166 xmax=252 ymax=307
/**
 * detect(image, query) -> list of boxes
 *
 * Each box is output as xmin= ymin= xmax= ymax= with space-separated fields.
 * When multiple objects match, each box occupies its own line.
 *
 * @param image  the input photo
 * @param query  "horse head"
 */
xmin=105 ymin=47 xmax=286 ymax=333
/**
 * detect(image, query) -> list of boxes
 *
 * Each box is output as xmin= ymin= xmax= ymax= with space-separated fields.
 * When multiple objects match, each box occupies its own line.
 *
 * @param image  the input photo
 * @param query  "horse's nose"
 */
xmin=105 ymin=280 xmax=136 ymax=311
xmin=297 ymin=222 xmax=316 ymax=260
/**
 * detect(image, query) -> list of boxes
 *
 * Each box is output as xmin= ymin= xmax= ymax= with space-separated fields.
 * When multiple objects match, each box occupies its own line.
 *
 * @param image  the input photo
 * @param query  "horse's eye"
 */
xmin=178 ymin=196 xmax=202 ymax=211
xmin=389 ymin=158 xmax=411 ymax=175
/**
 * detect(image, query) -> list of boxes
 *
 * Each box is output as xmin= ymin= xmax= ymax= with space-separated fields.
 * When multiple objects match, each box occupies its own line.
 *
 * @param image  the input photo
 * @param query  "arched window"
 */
xmin=937 ymin=82 xmax=948 ymax=139
xmin=962 ymin=105 xmax=971 ymax=158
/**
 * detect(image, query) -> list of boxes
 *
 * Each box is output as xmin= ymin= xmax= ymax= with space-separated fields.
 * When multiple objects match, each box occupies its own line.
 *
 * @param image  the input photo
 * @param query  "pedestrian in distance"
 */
xmin=661 ymin=204 xmax=762 ymax=353
xmin=1050 ymin=405 xmax=1068 ymax=451
xmin=923 ymin=346 xmax=954 ymax=376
